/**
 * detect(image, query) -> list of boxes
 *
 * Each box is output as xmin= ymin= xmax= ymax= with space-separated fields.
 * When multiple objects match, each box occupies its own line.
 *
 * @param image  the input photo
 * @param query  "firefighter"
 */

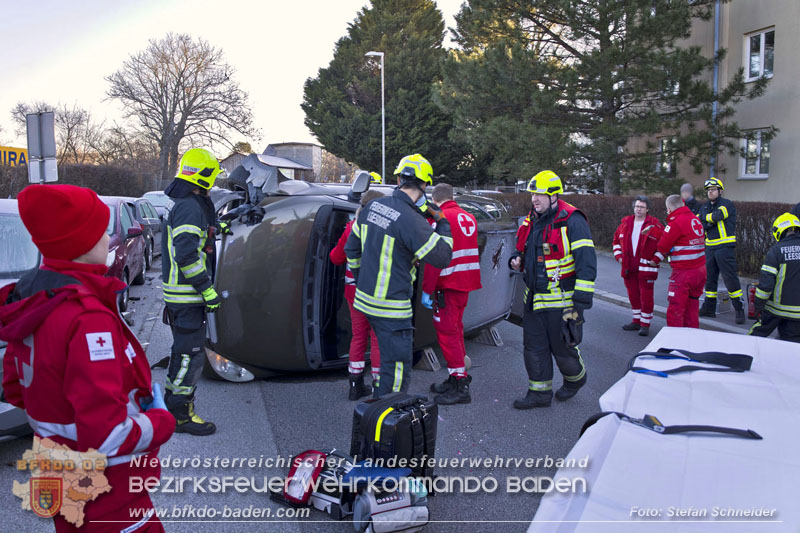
xmin=613 ymin=195 xmax=664 ymax=337
xmin=509 ymin=171 xmax=597 ymax=409
xmin=422 ymin=183 xmax=482 ymax=405
xmin=0 ymin=184 xmax=174 ymax=531
xmin=162 ymin=148 xmax=227 ymax=436
xmin=649 ymin=195 xmax=707 ymax=327
xmin=370 ymin=171 xmax=383 ymax=185
xmin=680 ymin=183 xmax=703 ymax=216
xmin=345 ymin=154 xmax=453 ymax=397
xmin=697 ymin=177 xmax=745 ymax=323
xmin=330 ymin=189 xmax=384 ymax=399
xmin=749 ymin=213 xmax=800 ymax=342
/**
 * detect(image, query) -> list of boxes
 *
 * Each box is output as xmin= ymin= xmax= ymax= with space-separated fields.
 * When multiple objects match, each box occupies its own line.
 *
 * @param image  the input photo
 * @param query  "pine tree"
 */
xmin=302 ymin=0 xmax=471 ymax=182
xmin=438 ymin=0 xmax=773 ymax=194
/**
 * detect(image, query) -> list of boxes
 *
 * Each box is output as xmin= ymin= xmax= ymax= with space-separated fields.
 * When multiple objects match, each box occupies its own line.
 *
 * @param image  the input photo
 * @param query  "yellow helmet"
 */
xmin=526 ymin=170 xmax=563 ymax=195
xmin=393 ymin=154 xmax=433 ymax=185
xmin=369 ymin=171 xmax=382 ymax=184
xmin=704 ymin=177 xmax=724 ymax=191
xmin=176 ymin=148 xmax=222 ymax=190
xmin=772 ymin=212 xmax=800 ymax=241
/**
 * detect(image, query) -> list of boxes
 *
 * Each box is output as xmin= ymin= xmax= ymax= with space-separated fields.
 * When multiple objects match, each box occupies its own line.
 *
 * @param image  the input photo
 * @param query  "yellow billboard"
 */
xmin=0 ymin=146 xmax=28 ymax=166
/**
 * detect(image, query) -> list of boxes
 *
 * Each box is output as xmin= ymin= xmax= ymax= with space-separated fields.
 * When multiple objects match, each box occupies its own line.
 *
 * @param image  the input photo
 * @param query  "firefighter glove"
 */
xmin=421 ymin=292 xmax=433 ymax=309
xmin=425 ymin=202 xmax=447 ymax=224
xmin=561 ymin=306 xmax=584 ymax=347
xmin=202 ymin=286 xmax=222 ymax=313
xmin=218 ymin=221 xmax=233 ymax=235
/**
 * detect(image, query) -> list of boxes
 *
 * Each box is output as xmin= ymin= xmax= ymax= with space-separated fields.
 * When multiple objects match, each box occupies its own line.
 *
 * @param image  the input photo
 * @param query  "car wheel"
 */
xmin=145 ymin=239 xmax=154 ymax=271
xmin=118 ymin=270 xmax=130 ymax=312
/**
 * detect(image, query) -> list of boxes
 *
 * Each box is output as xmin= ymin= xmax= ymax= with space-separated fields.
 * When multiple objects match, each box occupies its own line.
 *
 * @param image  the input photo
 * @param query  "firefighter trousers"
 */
xmin=522 ymin=308 xmax=586 ymax=395
xmin=749 ymin=312 xmax=800 ymax=343
xmin=433 ymin=289 xmax=470 ymax=375
xmin=347 ymin=299 xmax=381 ymax=377
xmin=367 ymin=315 xmax=414 ymax=398
xmin=704 ymin=245 xmax=743 ymax=303
xmin=623 ymin=272 xmax=655 ymax=326
xmin=667 ymin=267 xmax=706 ymax=328
xmin=164 ymin=305 xmax=206 ymax=406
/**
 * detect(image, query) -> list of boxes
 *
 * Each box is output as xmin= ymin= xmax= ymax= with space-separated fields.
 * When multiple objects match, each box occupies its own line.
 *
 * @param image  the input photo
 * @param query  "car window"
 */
xmin=457 ymin=202 xmax=493 ymax=221
xmin=106 ymin=206 xmax=117 ymax=235
xmin=144 ymin=201 xmax=159 ymax=219
xmin=144 ymin=192 xmax=173 ymax=209
xmin=0 ymin=214 xmax=39 ymax=279
xmin=120 ymin=203 xmax=134 ymax=233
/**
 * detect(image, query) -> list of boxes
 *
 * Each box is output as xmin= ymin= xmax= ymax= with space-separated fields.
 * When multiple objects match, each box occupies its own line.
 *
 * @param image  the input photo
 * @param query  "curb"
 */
xmin=594 ymin=289 xmax=749 ymax=335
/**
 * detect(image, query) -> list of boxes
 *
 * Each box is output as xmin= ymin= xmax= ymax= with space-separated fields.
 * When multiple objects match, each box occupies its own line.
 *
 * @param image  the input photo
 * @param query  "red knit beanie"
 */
xmin=18 ymin=184 xmax=110 ymax=260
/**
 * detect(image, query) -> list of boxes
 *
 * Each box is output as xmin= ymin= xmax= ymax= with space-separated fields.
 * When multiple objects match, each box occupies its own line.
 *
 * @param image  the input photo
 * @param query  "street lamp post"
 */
xmin=365 ymin=51 xmax=385 ymax=181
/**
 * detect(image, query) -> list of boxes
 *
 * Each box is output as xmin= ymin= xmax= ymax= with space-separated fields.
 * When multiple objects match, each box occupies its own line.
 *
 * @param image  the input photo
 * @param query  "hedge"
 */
xmin=0 ymin=164 xmax=156 ymax=199
xmin=500 ymin=192 xmax=794 ymax=277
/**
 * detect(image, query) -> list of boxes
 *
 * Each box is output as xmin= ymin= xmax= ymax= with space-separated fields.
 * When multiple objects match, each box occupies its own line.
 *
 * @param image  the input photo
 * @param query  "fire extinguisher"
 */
xmin=747 ymin=283 xmax=758 ymax=319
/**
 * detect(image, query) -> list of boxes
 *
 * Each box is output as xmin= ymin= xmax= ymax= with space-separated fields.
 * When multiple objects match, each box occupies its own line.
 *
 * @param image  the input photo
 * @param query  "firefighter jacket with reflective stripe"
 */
xmin=422 ymin=200 xmax=482 ymax=294
xmin=161 ymin=193 xmax=217 ymax=306
xmin=755 ymin=232 xmax=800 ymax=319
xmin=330 ymin=219 xmax=356 ymax=302
xmin=0 ymin=259 xmax=174 ymax=474
xmin=344 ymin=189 xmax=453 ymax=319
xmin=653 ymin=206 xmax=706 ymax=269
xmin=698 ymin=196 xmax=737 ymax=247
xmin=513 ymin=200 xmax=597 ymax=311
xmin=613 ymin=215 xmax=664 ymax=280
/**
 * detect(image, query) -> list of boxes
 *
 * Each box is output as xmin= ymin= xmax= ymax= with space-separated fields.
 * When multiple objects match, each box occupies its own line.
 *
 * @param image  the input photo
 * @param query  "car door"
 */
xmin=139 ymin=200 xmax=161 ymax=252
xmin=120 ymin=202 xmax=144 ymax=278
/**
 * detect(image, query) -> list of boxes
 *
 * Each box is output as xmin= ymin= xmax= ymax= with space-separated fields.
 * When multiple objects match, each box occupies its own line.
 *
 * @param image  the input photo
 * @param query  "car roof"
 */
xmin=0 ymin=198 xmax=20 ymax=214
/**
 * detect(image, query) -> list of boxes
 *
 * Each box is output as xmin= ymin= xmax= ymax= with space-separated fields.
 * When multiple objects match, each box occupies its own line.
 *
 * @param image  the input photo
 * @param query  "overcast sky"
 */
xmin=1 ymin=0 xmax=464 ymax=151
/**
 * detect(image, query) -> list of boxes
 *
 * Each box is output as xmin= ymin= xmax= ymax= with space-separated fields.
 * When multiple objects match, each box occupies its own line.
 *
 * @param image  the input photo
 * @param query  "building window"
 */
xmin=657 ymin=136 xmax=677 ymax=175
xmin=746 ymin=28 xmax=775 ymax=81
xmin=740 ymin=130 xmax=770 ymax=178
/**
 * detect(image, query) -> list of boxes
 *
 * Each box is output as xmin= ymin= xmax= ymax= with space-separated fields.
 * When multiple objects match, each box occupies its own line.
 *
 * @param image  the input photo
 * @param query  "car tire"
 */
xmin=132 ymin=267 xmax=145 ymax=286
xmin=118 ymin=270 xmax=130 ymax=312
xmin=144 ymin=239 xmax=154 ymax=271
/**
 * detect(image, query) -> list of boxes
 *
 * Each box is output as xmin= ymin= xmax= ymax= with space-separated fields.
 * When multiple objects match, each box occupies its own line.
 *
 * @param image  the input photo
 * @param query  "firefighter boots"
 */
xmin=435 ymin=375 xmax=471 ymax=405
xmin=555 ymin=377 xmax=586 ymax=402
xmin=430 ymin=374 xmax=457 ymax=394
xmin=167 ymin=392 xmax=216 ymax=436
xmin=348 ymin=374 xmax=371 ymax=401
xmin=513 ymin=390 xmax=552 ymax=409
xmin=699 ymin=299 xmax=716 ymax=318
xmin=733 ymin=299 xmax=746 ymax=324
xmin=638 ymin=325 xmax=650 ymax=337
xmin=622 ymin=322 xmax=641 ymax=331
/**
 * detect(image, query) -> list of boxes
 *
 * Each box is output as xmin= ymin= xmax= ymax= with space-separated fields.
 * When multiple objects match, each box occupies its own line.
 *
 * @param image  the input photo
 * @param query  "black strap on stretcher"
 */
xmin=580 ymin=412 xmax=762 ymax=440
xmin=627 ymin=347 xmax=753 ymax=378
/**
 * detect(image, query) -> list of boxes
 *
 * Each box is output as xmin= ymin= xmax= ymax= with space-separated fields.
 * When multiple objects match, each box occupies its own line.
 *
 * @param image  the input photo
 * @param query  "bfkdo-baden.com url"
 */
xmin=125 ymin=504 xmax=310 ymax=521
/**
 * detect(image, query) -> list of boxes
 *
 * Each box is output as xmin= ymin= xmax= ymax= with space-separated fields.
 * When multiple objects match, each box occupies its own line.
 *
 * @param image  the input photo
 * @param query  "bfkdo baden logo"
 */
xmin=31 ymin=477 xmax=63 ymax=518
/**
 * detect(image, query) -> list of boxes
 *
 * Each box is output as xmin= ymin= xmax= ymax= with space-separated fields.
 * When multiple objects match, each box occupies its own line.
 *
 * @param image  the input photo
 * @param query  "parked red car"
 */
xmin=100 ymin=196 xmax=146 ymax=311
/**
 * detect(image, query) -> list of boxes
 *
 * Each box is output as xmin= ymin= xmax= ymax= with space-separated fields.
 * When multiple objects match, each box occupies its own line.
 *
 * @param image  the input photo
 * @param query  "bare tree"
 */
xmin=106 ymin=33 xmax=259 ymax=181
xmin=10 ymin=101 xmax=102 ymax=164
xmin=90 ymin=123 xmax=159 ymax=176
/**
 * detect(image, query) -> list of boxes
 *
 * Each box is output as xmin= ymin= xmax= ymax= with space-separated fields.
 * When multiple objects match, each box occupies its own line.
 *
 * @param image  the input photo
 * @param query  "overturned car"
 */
xmin=203 ymin=155 xmax=520 ymax=381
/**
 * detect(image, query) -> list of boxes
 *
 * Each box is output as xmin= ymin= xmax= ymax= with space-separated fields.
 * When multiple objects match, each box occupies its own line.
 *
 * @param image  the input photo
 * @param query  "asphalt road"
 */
xmin=0 ymin=257 xmax=665 ymax=532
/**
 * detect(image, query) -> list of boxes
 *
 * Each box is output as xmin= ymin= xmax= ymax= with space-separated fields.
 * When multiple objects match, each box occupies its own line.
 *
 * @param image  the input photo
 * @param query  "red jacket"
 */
xmin=653 ymin=206 xmax=706 ymax=269
xmin=612 ymin=214 xmax=664 ymax=280
xmin=330 ymin=220 xmax=356 ymax=302
xmin=423 ymin=200 xmax=482 ymax=294
xmin=0 ymin=259 xmax=174 ymax=476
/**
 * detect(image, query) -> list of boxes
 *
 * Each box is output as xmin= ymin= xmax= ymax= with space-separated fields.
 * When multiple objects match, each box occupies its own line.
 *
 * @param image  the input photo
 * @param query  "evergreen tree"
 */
xmin=439 ymin=0 xmax=773 ymax=194
xmin=302 ymin=0 xmax=471 ymax=182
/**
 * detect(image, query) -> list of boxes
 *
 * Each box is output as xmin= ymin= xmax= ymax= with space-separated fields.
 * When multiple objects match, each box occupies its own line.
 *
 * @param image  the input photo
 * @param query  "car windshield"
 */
xmin=106 ymin=206 xmax=116 ymax=235
xmin=0 ymin=214 xmax=39 ymax=279
xmin=144 ymin=192 xmax=172 ymax=208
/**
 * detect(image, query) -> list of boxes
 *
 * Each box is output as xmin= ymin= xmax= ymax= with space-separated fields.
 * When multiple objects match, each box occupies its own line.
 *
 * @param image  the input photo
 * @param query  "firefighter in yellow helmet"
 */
xmin=509 ymin=170 xmax=597 ymax=409
xmin=345 ymin=154 xmax=453 ymax=397
xmin=697 ymin=177 xmax=745 ymax=323
xmin=749 ymin=213 xmax=800 ymax=342
xmin=369 ymin=171 xmax=382 ymax=185
xmin=162 ymin=148 xmax=227 ymax=435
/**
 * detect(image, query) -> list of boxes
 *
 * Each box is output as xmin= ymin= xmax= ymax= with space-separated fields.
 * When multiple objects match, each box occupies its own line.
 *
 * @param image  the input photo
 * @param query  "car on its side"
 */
xmin=100 ymin=197 xmax=146 ymax=312
xmin=124 ymin=197 xmax=162 ymax=271
xmin=0 ymin=199 xmax=38 ymax=441
xmin=143 ymin=190 xmax=174 ymax=219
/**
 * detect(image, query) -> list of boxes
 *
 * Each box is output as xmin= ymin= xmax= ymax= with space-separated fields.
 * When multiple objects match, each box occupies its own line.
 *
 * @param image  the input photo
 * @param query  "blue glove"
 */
xmin=421 ymin=292 xmax=433 ymax=309
xmin=140 ymin=383 xmax=167 ymax=411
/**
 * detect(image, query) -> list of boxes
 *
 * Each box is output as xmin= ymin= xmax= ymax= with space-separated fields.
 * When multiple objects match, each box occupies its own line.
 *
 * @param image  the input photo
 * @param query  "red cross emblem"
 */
xmin=690 ymin=218 xmax=704 ymax=237
xmin=96 ymin=337 xmax=106 ymax=347
xmin=457 ymin=213 xmax=476 ymax=237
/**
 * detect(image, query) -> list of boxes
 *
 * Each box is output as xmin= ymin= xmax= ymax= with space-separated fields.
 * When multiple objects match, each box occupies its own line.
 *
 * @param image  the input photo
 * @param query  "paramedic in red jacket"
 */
xmin=0 ymin=184 xmax=174 ymax=532
xmin=649 ymin=194 xmax=707 ymax=328
xmin=330 ymin=189 xmax=384 ymax=400
xmin=422 ymin=184 xmax=482 ymax=405
xmin=612 ymin=195 xmax=664 ymax=337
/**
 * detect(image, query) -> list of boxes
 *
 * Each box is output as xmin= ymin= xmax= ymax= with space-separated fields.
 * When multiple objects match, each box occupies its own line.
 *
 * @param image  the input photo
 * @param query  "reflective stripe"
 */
xmin=451 ymin=248 xmax=479 ymax=259
xmin=180 ymin=258 xmax=206 ymax=278
xmin=98 ymin=417 xmax=134 ymax=457
xmin=440 ymin=262 xmax=480 ymax=277
xmin=571 ymin=239 xmax=594 ymax=249
xmin=706 ymin=235 xmax=736 ymax=246
xmin=163 ymin=293 xmax=204 ymax=304
xmin=719 ymin=206 xmax=729 ymax=219
xmin=775 ymin=264 xmax=786 ymax=306
xmin=654 ymin=252 xmax=665 ymax=261
xmin=705 ymin=213 xmax=714 ymax=224
xmin=729 ymin=289 xmax=743 ymax=299
xmin=612 ymin=245 xmax=621 ymax=251
xmin=755 ymin=288 xmax=770 ymax=299
xmin=670 ymin=252 xmax=705 ymax=261
xmin=415 ymin=233 xmax=444 ymax=259
xmin=574 ymin=279 xmax=595 ymax=292
xmin=163 ymin=283 xmax=199 ymax=293
xmin=639 ymin=266 xmax=659 ymax=272
xmin=173 ymin=224 xmax=204 ymax=237
xmin=355 ymin=289 xmax=411 ymax=309
xmin=26 ymin=417 xmax=77 ymax=440
xmin=375 ymin=236 xmax=395 ymax=299
xmin=132 ymin=412 xmax=154 ymax=453
xmin=347 ymin=257 xmax=361 ymax=269
xmin=447 ymin=367 xmax=466 ymax=375
xmin=528 ymin=380 xmax=552 ymax=391
xmin=351 ymin=221 xmax=360 ymax=238
xmin=392 ymin=362 xmax=404 ymax=392
xmin=672 ymin=244 xmax=705 ymax=251
xmin=761 ymin=264 xmax=778 ymax=275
